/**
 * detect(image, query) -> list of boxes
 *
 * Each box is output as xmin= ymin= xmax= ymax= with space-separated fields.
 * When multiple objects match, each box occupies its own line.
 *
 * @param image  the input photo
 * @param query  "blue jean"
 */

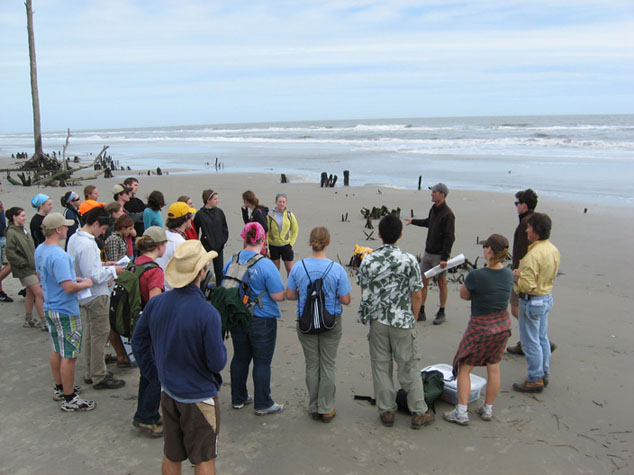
xmin=230 ymin=316 xmax=278 ymax=410
xmin=134 ymin=374 xmax=162 ymax=424
xmin=518 ymin=294 xmax=553 ymax=382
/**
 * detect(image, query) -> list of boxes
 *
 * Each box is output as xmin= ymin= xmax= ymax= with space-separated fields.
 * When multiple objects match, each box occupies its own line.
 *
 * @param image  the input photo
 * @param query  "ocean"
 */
xmin=1 ymin=114 xmax=633 ymax=206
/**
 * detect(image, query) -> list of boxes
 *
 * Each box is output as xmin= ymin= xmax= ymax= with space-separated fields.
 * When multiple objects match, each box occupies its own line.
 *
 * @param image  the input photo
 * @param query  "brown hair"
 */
xmin=135 ymin=234 xmax=164 ymax=253
xmin=202 ymin=189 xmax=217 ymax=204
xmin=83 ymin=185 xmax=96 ymax=199
xmin=309 ymin=227 xmax=330 ymax=252
xmin=177 ymin=195 xmax=191 ymax=203
xmin=242 ymin=190 xmax=258 ymax=206
xmin=105 ymin=202 xmax=122 ymax=216
xmin=114 ymin=214 xmax=135 ymax=231
xmin=489 ymin=248 xmax=508 ymax=266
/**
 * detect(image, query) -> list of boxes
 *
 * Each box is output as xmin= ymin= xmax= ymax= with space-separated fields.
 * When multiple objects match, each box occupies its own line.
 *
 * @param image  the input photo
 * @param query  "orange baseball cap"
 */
xmin=79 ymin=199 xmax=106 ymax=215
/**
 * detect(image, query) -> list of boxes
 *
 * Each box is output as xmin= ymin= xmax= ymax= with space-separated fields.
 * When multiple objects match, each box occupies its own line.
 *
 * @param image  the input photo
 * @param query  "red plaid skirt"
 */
xmin=452 ymin=310 xmax=511 ymax=377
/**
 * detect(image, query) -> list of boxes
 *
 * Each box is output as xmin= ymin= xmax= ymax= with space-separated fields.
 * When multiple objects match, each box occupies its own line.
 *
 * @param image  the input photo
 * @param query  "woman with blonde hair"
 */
xmin=267 ymin=193 xmax=298 ymax=276
xmin=286 ymin=227 xmax=351 ymax=422
xmin=443 ymin=234 xmax=513 ymax=426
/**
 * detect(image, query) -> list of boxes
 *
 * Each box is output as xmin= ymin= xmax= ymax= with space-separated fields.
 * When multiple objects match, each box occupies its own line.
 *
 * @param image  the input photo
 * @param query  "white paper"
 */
xmin=77 ymin=288 xmax=92 ymax=300
xmin=423 ymin=253 xmax=465 ymax=279
xmin=117 ymin=255 xmax=131 ymax=266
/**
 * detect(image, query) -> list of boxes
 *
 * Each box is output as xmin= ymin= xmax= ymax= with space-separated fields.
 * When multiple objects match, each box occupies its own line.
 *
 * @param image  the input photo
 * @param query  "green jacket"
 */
xmin=5 ymin=224 xmax=36 ymax=278
xmin=267 ymin=209 xmax=298 ymax=247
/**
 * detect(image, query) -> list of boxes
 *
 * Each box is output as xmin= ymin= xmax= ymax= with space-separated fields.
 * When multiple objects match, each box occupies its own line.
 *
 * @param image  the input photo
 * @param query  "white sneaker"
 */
xmin=255 ymin=403 xmax=285 ymax=416
xmin=61 ymin=395 xmax=96 ymax=412
xmin=443 ymin=408 xmax=469 ymax=426
xmin=477 ymin=404 xmax=493 ymax=421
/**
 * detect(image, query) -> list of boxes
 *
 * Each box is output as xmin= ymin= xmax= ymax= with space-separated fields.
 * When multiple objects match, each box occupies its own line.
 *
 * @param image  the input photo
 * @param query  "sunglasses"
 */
xmin=72 ymin=197 xmax=80 ymax=202
xmin=514 ymin=201 xmax=521 ymax=206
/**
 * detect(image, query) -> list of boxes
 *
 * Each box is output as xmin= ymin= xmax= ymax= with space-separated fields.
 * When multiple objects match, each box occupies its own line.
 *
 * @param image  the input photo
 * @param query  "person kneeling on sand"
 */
xmin=443 ymin=234 xmax=513 ymax=426
xmin=357 ymin=214 xmax=434 ymax=430
xmin=34 ymin=213 xmax=94 ymax=411
xmin=132 ymin=240 xmax=225 ymax=474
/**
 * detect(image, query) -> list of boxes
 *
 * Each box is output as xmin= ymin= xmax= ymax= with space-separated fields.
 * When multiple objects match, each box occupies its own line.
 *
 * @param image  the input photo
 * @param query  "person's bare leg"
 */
xmin=511 ymin=303 xmax=519 ymax=318
xmin=284 ymin=260 xmax=294 ymax=277
xmin=437 ymin=274 xmax=448 ymax=309
xmin=0 ymin=262 xmax=11 ymax=285
xmin=194 ymin=460 xmax=215 ymax=475
xmin=109 ymin=330 xmax=128 ymax=363
xmin=457 ymin=364 xmax=473 ymax=406
xmin=484 ymin=363 xmax=501 ymax=405
xmin=60 ymin=357 xmax=77 ymax=395
xmin=421 ymin=276 xmax=429 ymax=305
xmin=162 ymin=458 xmax=181 ymax=475
xmin=31 ymin=284 xmax=45 ymax=319
xmin=50 ymin=351 xmax=62 ymax=385
xmin=25 ymin=286 xmax=35 ymax=315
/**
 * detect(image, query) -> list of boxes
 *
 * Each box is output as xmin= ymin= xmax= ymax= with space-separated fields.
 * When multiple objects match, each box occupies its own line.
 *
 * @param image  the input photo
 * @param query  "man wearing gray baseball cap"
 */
xmin=404 ymin=183 xmax=455 ymax=325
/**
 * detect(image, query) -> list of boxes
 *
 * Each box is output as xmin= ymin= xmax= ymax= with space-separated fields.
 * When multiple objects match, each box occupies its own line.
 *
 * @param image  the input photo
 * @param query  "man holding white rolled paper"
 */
xmin=404 ymin=182 xmax=455 ymax=325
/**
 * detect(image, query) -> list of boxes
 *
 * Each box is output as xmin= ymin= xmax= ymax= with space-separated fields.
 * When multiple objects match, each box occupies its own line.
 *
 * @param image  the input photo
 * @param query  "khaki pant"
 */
xmin=297 ymin=316 xmax=343 ymax=414
xmin=80 ymin=295 xmax=110 ymax=384
xmin=368 ymin=320 xmax=428 ymax=415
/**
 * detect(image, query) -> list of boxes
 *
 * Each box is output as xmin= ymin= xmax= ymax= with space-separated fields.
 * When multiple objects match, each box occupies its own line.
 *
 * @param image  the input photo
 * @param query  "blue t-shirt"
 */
xmin=286 ymin=257 xmax=351 ymax=317
xmin=34 ymin=243 xmax=80 ymax=315
xmin=223 ymin=250 xmax=284 ymax=318
xmin=143 ymin=208 xmax=163 ymax=229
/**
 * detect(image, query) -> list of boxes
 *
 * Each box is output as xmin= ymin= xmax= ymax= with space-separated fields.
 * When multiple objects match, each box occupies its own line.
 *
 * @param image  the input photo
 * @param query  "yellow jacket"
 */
xmin=267 ymin=209 xmax=299 ymax=247
xmin=514 ymin=239 xmax=560 ymax=296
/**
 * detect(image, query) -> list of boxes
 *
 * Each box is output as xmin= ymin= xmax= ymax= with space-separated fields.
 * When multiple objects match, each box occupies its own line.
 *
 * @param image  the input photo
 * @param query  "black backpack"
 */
xmin=298 ymin=260 xmax=336 ymax=334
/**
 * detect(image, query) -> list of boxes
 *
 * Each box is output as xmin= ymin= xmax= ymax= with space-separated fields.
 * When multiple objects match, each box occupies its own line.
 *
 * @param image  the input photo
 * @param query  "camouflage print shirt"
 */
xmin=356 ymin=244 xmax=423 ymax=329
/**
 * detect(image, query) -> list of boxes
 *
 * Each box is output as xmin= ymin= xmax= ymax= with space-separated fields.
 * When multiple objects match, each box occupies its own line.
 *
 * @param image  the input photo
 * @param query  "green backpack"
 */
xmin=109 ymin=261 xmax=159 ymax=338
xmin=395 ymin=370 xmax=445 ymax=413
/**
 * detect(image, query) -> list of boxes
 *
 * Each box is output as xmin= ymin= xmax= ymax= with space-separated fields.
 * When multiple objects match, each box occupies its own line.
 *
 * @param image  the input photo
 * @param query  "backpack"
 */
xmin=209 ymin=251 xmax=265 ymax=337
xmin=395 ymin=369 xmax=445 ymax=413
xmin=297 ymin=260 xmax=336 ymax=334
xmin=109 ymin=261 xmax=159 ymax=338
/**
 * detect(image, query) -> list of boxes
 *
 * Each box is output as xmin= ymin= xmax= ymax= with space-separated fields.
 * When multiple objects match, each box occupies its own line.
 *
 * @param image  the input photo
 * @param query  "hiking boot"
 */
xmin=53 ymin=385 xmax=81 ymax=401
xmin=321 ymin=408 xmax=337 ymax=423
xmin=255 ymin=403 xmax=285 ymax=416
xmin=0 ymin=291 xmax=13 ymax=303
xmin=417 ymin=307 xmax=426 ymax=322
xmin=512 ymin=379 xmax=544 ymax=393
xmin=432 ymin=311 xmax=446 ymax=325
xmin=133 ymin=420 xmax=164 ymax=438
xmin=93 ymin=374 xmax=126 ymax=390
xmin=232 ymin=395 xmax=254 ymax=409
xmin=443 ymin=408 xmax=469 ymax=426
xmin=380 ymin=412 xmax=395 ymax=427
xmin=507 ymin=341 xmax=524 ymax=355
xmin=411 ymin=410 xmax=434 ymax=429
xmin=477 ymin=404 xmax=493 ymax=421
xmin=18 ymin=288 xmax=27 ymax=297
xmin=84 ymin=371 xmax=113 ymax=385
xmin=60 ymin=395 xmax=96 ymax=412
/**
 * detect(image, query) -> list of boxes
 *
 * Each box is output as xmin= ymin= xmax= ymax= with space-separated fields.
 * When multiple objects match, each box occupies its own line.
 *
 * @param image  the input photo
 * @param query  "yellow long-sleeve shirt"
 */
xmin=514 ymin=239 xmax=560 ymax=296
xmin=267 ymin=210 xmax=299 ymax=247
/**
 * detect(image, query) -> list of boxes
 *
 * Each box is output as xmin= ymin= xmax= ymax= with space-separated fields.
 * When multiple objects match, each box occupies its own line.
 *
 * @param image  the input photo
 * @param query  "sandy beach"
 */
xmin=0 ymin=162 xmax=633 ymax=474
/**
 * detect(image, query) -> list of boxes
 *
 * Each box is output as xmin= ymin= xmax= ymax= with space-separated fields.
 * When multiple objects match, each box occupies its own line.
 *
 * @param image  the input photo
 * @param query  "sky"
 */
xmin=1 ymin=0 xmax=633 ymax=133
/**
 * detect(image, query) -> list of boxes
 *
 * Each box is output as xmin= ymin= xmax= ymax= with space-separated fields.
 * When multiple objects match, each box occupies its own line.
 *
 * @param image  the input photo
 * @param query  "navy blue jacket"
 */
xmin=132 ymin=284 xmax=227 ymax=400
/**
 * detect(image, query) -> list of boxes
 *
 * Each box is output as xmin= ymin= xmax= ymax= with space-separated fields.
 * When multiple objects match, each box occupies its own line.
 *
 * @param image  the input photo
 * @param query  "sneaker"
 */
xmin=53 ymin=385 xmax=81 ymax=401
xmin=255 ymin=403 xmax=285 ymax=416
xmin=432 ymin=311 xmax=446 ymax=325
xmin=23 ymin=318 xmax=39 ymax=328
xmin=132 ymin=420 xmax=163 ymax=438
xmin=417 ymin=307 xmax=426 ymax=322
xmin=380 ymin=412 xmax=395 ymax=427
xmin=18 ymin=288 xmax=27 ymax=297
xmin=232 ymin=395 xmax=254 ymax=409
xmin=477 ymin=404 xmax=493 ymax=421
xmin=0 ymin=291 xmax=13 ymax=303
xmin=40 ymin=320 xmax=49 ymax=332
xmin=512 ymin=379 xmax=544 ymax=393
xmin=93 ymin=374 xmax=126 ymax=390
xmin=443 ymin=408 xmax=469 ymax=426
xmin=506 ymin=341 xmax=524 ymax=355
xmin=321 ymin=408 xmax=337 ymax=423
xmin=411 ymin=410 xmax=434 ymax=429
xmin=60 ymin=395 xmax=96 ymax=412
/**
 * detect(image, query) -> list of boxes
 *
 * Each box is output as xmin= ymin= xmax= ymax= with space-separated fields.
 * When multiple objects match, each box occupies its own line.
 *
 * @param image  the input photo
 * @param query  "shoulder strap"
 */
xmin=322 ymin=260 xmax=335 ymax=279
xmin=301 ymin=259 xmax=312 ymax=284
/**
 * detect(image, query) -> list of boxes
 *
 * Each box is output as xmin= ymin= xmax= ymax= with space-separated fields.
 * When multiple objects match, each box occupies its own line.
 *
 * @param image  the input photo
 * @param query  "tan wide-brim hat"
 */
xmin=165 ymin=240 xmax=217 ymax=289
